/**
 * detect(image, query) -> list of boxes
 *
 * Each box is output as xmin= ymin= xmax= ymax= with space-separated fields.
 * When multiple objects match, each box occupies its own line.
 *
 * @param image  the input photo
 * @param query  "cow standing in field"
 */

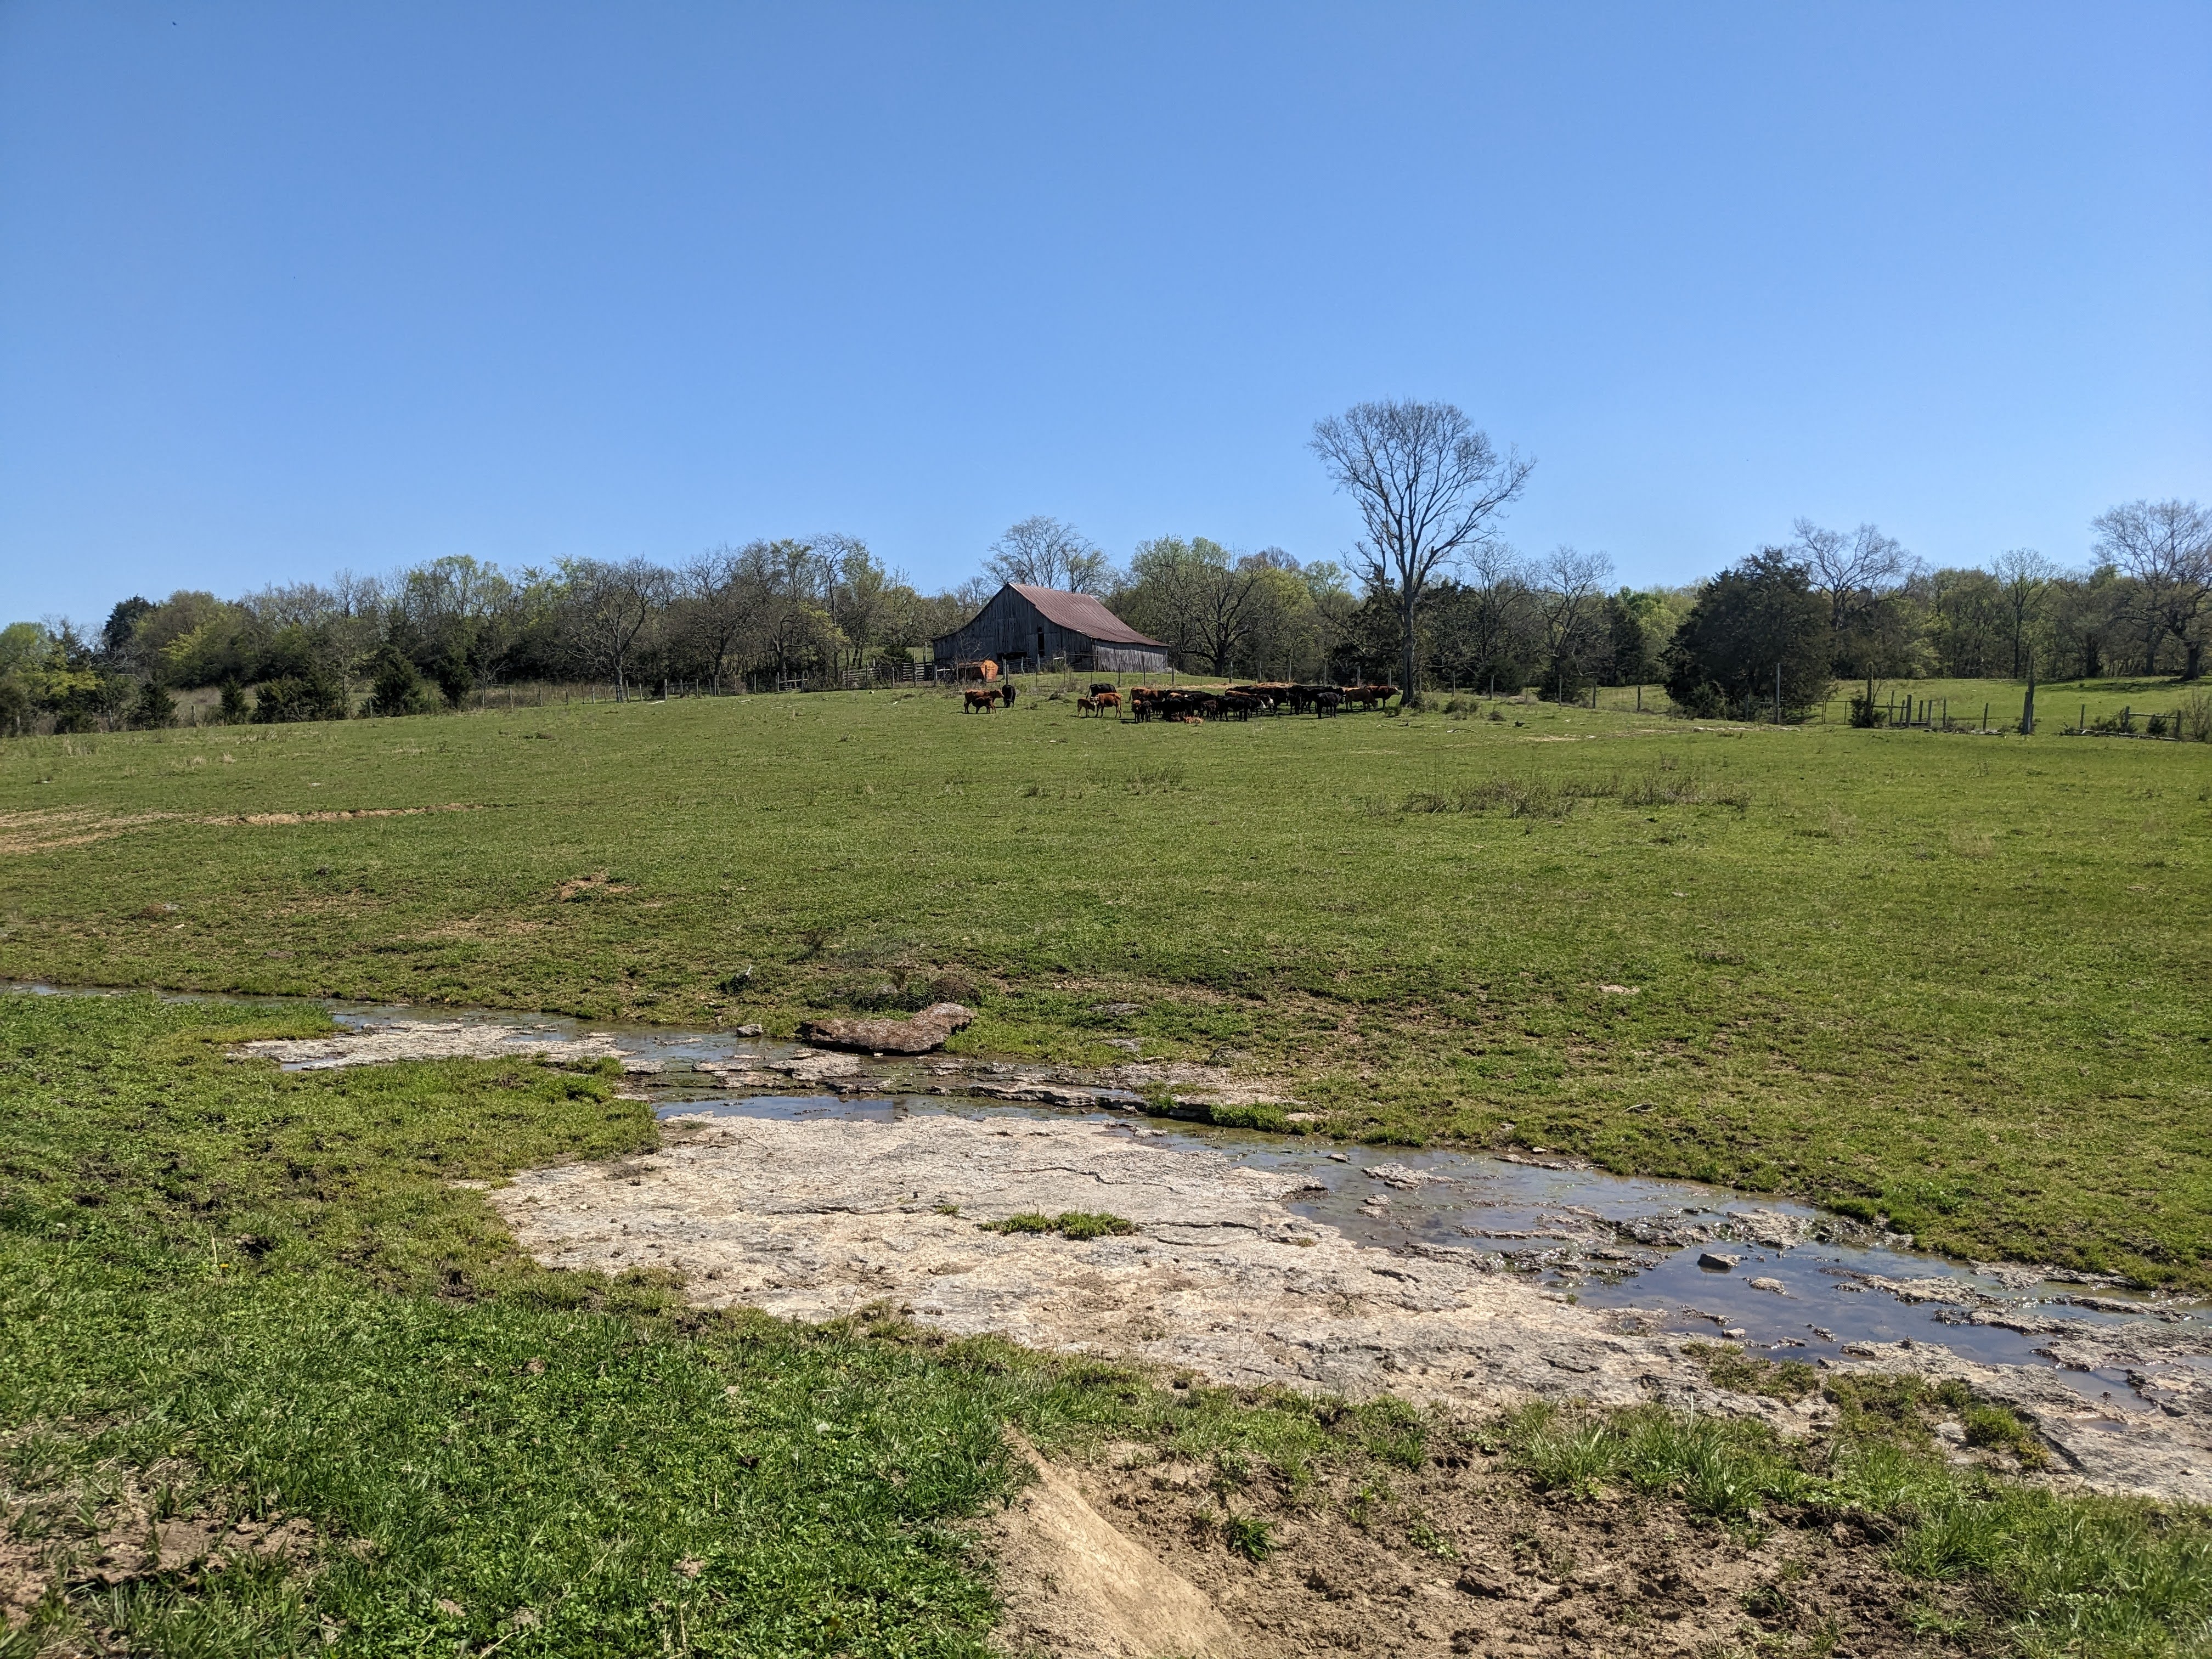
xmin=999 ymin=682 xmax=1018 ymax=707
xmin=1314 ymin=690 xmax=1341 ymax=717
xmin=1094 ymin=690 xmax=1121 ymax=716
xmin=963 ymin=689 xmax=999 ymax=714
xmin=1088 ymin=682 xmax=1117 ymax=696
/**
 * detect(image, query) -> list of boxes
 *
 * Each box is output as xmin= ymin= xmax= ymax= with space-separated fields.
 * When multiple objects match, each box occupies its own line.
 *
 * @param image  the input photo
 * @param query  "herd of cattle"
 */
xmin=1082 ymin=682 xmax=1400 ymax=720
xmin=957 ymin=678 xmax=1401 ymax=719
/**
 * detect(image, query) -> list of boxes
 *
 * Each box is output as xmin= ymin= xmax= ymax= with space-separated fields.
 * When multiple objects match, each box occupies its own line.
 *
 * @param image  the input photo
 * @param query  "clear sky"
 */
xmin=2 ymin=2 xmax=2207 ymax=624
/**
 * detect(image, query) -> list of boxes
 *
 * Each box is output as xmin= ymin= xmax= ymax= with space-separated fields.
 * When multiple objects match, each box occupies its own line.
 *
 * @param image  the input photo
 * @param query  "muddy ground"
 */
xmin=988 ymin=1434 xmax=1983 ymax=1659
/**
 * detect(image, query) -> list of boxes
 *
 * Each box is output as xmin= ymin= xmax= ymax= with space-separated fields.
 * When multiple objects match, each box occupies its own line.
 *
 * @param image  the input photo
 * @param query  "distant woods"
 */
xmin=1 ymin=540 xmax=980 ymax=734
xmin=3 ymin=413 xmax=2205 ymax=734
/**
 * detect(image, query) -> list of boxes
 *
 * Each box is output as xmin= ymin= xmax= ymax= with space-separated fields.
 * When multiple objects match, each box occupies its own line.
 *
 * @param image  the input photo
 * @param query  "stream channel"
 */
xmin=22 ymin=983 xmax=2207 ymax=1418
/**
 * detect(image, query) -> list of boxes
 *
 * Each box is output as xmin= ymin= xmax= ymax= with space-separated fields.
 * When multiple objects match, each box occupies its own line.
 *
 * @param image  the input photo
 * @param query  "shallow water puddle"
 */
xmin=14 ymin=981 xmax=2205 ymax=1418
xmin=678 ymin=1091 xmax=2204 ymax=1414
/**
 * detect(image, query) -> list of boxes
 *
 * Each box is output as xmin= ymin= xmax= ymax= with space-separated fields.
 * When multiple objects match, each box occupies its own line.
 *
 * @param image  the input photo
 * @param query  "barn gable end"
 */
xmin=931 ymin=584 xmax=1169 ymax=674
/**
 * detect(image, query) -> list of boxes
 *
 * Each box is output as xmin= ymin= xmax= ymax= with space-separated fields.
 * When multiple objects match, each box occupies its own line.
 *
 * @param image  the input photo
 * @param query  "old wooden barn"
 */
xmin=931 ymin=583 xmax=1171 ymax=674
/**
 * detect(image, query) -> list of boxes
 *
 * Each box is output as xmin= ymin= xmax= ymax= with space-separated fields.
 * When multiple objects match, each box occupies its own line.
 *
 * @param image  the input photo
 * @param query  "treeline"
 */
xmin=0 ymin=540 xmax=980 ymax=735
xmin=3 ymin=498 xmax=2205 ymax=735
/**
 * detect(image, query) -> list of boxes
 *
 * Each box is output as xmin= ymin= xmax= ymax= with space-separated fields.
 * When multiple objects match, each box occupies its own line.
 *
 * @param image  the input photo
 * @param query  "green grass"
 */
xmin=2 ymin=681 xmax=2208 ymax=1285
xmin=981 ymin=1211 xmax=1138 ymax=1240
xmin=1805 ymin=674 xmax=2212 ymax=736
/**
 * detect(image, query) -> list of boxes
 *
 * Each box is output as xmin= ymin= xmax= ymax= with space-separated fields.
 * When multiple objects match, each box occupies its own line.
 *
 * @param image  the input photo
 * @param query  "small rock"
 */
xmin=1934 ymin=1420 xmax=1966 ymax=1445
xmin=733 ymin=1023 xmax=763 ymax=1037
xmin=1327 ymin=1151 xmax=1350 ymax=1162
xmin=1747 ymin=1276 xmax=1787 ymax=1295
xmin=1454 ymin=1566 xmax=1515 ymax=1599
xmin=1697 ymin=1251 xmax=1741 ymax=1272
xmin=1367 ymin=1163 xmax=1432 ymax=1190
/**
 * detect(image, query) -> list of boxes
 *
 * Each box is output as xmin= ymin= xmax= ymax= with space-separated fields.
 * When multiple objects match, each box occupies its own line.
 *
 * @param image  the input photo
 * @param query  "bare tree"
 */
xmin=2093 ymin=499 xmax=2211 ymax=679
xmin=679 ymin=545 xmax=772 ymax=688
xmin=1120 ymin=537 xmax=1266 ymax=672
xmin=817 ymin=534 xmax=899 ymax=670
xmin=1791 ymin=519 xmax=1910 ymax=631
xmin=1311 ymin=399 xmax=1532 ymax=693
xmin=561 ymin=557 xmax=672 ymax=698
xmin=1185 ymin=550 xmax=1271 ymax=675
xmin=1533 ymin=546 xmax=1616 ymax=698
xmin=1990 ymin=548 xmax=2062 ymax=679
xmin=984 ymin=517 xmax=1114 ymax=595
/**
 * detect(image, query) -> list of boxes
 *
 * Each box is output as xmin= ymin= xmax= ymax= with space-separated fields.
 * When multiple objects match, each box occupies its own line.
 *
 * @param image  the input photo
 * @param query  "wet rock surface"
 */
xmin=491 ymin=1110 xmax=2212 ymax=1503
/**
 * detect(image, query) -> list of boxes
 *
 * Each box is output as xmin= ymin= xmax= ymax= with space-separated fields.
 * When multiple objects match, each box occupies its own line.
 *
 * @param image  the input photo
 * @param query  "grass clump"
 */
xmin=981 ymin=1211 xmax=1137 ymax=1240
xmin=1681 ymin=1340 xmax=1820 ymax=1401
xmin=1221 ymin=1512 xmax=1274 ymax=1561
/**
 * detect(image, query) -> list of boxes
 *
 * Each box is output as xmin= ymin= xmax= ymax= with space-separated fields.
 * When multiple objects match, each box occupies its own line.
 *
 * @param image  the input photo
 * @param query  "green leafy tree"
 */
xmin=1662 ymin=550 xmax=1832 ymax=721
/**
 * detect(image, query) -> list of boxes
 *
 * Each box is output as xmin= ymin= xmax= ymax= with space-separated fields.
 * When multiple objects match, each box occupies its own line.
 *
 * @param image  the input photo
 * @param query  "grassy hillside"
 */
xmin=1 ymin=683 xmax=2207 ymax=1285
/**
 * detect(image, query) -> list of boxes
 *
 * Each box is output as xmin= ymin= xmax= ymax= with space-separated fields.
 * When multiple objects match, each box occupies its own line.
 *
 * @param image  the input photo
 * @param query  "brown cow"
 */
xmin=1076 ymin=696 xmax=1098 ymax=715
xmin=963 ymin=688 xmax=998 ymax=713
xmin=1094 ymin=690 xmax=1121 ymax=713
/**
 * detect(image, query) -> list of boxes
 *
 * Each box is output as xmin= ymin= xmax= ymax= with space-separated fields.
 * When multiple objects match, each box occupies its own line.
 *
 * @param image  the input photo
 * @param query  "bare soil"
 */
xmin=994 ymin=1440 xmax=1985 ymax=1659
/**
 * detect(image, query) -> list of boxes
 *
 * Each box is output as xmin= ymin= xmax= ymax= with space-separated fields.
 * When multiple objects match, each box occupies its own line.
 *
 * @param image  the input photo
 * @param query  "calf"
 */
xmin=1076 ymin=696 xmax=1098 ymax=715
xmin=963 ymin=688 xmax=998 ymax=713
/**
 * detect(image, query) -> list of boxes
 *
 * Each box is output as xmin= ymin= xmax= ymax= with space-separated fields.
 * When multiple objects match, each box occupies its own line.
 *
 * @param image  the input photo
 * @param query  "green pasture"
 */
xmin=1 ymin=680 xmax=2208 ymax=1286
xmin=1585 ymin=673 xmax=2205 ymax=733
xmin=1803 ymin=675 xmax=2211 ymax=734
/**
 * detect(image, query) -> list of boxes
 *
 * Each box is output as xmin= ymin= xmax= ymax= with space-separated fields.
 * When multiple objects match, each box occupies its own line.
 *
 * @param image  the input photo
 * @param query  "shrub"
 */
xmin=252 ymin=674 xmax=347 ymax=724
xmin=363 ymin=648 xmax=439 ymax=718
xmin=131 ymin=681 xmax=176 ymax=730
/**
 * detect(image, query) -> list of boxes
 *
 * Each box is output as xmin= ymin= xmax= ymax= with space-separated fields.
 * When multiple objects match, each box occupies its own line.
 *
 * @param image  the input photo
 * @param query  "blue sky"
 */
xmin=2 ymin=2 xmax=2207 ymax=623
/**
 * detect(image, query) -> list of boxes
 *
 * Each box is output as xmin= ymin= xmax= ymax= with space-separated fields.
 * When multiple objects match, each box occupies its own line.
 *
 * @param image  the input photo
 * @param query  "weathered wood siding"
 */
xmin=932 ymin=589 xmax=1168 ymax=673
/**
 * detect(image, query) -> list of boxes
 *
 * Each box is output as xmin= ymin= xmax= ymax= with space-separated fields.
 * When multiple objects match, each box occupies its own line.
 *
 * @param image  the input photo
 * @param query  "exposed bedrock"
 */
xmin=490 ymin=1113 xmax=2212 ymax=1505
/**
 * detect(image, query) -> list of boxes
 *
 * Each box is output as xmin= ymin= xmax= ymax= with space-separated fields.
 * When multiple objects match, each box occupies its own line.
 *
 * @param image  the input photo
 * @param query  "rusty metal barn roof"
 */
xmin=1002 ymin=584 xmax=1167 ymax=648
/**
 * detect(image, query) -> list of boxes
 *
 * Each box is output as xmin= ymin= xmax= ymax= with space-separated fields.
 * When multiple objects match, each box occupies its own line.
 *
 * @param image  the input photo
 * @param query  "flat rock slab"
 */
xmin=234 ymin=1021 xmax=619 ymax=1071
xmin=796 ymin=1002 xmax=975 ymax=1054
xmin=488 ymin=1113 xmax=2211 ymax=1504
